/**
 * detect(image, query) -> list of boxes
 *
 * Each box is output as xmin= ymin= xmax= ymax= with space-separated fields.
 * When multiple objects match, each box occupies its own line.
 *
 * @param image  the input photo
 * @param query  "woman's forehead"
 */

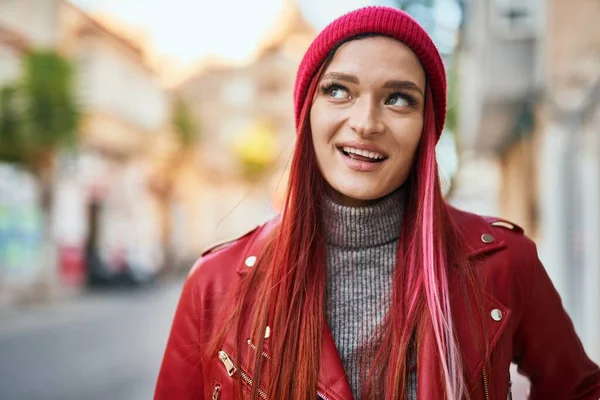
xmin=323 ymin=36 xmax=426 ymax=88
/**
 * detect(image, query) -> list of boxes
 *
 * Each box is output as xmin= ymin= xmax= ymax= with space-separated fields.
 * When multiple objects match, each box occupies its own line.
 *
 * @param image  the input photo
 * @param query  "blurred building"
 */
xmin=0 ymin=20 xmax=38 ymax=303
xmin=0 ymin=0 xmax=65 ymax=302
xmin=455 ymin=0 xmax=600 ymax=362
xmin=0 ymin=24 xmax=29 ymax=85
xmin=0 ymin=0 xmax=170 ymax=303
xmin=59 ymin=3 xmax=168 ymax=284
xmin=173 ymin=0 xmax=315 ymax=260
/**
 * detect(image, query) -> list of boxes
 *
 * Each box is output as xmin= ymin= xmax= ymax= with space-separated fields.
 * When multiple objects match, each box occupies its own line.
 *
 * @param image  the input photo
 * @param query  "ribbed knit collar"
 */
xmin=323 ymin=189 xmax=404 ymax=248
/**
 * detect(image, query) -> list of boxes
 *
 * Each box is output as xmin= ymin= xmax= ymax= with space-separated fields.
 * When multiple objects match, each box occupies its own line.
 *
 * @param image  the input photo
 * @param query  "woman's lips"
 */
xmin=336 ymin=141 xmax=389 ymax=158
xmin=337 ymin=147 xmax=386 ymax=172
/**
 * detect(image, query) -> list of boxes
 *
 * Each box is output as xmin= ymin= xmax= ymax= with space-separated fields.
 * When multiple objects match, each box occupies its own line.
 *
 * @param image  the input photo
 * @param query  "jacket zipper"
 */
xmin=482 ymin=367 xmax=490 ymax=400
xmin=218 ymin=350 xmax=267 ymax=399
xmin=212 ymin=383 xmax=221 ymax=399
xmin=246 ymin=339 xmax=270 ymax=359
xmin=219 ymin=349 xmax=331 ymax=400
xmin=507 ymin=372 xmax=513 ymax=400
xmin=218 ymin=350 xmax=237 ymax=376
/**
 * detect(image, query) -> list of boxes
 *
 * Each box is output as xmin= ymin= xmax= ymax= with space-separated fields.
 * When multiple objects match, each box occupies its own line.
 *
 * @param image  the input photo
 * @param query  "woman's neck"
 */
xmin=323 ymin=188 xmax=404 ymax=248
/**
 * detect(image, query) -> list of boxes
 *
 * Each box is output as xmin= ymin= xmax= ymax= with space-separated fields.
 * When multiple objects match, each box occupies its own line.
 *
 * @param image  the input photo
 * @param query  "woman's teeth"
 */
xmin=341 ymin=146 xmax=386 ymax=161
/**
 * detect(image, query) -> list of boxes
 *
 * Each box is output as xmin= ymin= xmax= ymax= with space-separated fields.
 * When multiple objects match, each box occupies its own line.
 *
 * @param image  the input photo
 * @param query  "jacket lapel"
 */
xmin=318 ymin=323 xmax=354 ymax=400
xmin=416 ymin=209 xmax=515 ymax=399
xmin=417 ymin=287 xmax=512 ymax=399
xmin=457 ymin=287 xmax=512 ymax=393
xmin=234 ymin=220 xmax=353 ymax=400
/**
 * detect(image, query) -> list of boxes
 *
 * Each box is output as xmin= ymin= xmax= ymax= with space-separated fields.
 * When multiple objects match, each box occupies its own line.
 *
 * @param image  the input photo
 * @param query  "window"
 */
xmin=490 ymin=0 xmax=540 ymax=40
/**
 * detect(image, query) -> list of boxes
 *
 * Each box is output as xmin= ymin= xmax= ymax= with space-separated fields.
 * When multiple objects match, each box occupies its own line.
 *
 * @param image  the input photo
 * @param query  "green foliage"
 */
xmin=445 ymin=56 xmax=459 ymax=135
xmin=171 ymin=96 xmax=198 ymax=148
xmin=0 ymin=51 xmax=81 ymax=168
xmin=22 ymin=51 xmax=81 ymax=153
xmin=0 ymin=85 xmax=25 ymax=164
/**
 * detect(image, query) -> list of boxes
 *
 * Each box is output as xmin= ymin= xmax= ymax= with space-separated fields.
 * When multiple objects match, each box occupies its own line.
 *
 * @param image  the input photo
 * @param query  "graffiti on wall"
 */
xmin=0 ymin=164 xmax=43 ymax=285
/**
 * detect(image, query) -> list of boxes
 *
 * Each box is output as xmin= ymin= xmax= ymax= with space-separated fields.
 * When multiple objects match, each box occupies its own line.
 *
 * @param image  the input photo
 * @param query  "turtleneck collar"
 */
xmin=323 ymin=188 xmax=404 ymax=248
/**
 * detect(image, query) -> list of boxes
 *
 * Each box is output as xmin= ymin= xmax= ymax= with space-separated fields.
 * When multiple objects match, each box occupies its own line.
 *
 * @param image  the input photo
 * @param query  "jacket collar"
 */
xmin=236 ymin=209 xmax=507 ymax=273
xmin=234 ymin=218 xmax=279 ymax=275
xmin=448 ymin=206 xmax=508 ymax=259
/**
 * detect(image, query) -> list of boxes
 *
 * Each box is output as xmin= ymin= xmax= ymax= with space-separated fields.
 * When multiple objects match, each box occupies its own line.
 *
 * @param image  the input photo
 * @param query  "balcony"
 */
xmin=458 ymin=0 xmax=541 ymax=153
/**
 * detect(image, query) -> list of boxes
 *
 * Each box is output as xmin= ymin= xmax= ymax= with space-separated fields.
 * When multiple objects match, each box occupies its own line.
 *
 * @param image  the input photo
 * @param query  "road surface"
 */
xmin=0 ymin=281 xmax=182 ymax=400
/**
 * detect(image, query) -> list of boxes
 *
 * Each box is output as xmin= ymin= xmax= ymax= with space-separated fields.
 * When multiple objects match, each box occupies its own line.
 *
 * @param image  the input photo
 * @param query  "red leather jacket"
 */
xmin=155 ymin=208 xmax=600 ymax=400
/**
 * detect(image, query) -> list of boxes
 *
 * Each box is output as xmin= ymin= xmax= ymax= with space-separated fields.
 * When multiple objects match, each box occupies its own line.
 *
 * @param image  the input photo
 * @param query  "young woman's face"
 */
xmin=310 ymin=36 xmax=426 ymax=206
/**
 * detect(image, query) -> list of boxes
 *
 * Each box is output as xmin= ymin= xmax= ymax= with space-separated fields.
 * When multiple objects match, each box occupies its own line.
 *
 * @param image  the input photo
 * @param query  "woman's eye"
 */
xmin=324 ymin=85 xmax=350 ymax=100
xmin=385 ymin=93 xmax=412 ymax=107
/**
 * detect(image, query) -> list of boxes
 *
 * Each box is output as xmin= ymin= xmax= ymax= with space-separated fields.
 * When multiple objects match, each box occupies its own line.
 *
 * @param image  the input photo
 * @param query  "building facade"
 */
xmin=456 ymin=0 xmax=600 ymax=363
xmin=0 ymin=0 xmax=170 ymax=303
xmin=173 ymin=1 xmax=315 ymax=261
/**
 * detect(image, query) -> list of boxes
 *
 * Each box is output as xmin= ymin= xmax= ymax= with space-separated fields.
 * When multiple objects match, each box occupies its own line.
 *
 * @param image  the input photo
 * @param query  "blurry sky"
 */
xmin=70 ymin=0 xmax=381 ymax=64
xmin=71 ymin=0 xmax=285 ymax=63
xmin=70 ymin=0 xmax=460 ymax=65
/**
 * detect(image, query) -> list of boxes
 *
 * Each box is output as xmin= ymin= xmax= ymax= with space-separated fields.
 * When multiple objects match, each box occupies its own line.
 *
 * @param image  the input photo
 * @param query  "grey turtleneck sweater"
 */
xmin=323 ymin=189 xmax=417 ymax=399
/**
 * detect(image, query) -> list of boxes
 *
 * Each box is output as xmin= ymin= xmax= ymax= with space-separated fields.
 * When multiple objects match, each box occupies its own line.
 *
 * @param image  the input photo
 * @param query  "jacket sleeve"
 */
xmin=154 ymin=262 xmax=205 ymax=399
xmin=513 ymin=242 xmax=600 ymax=399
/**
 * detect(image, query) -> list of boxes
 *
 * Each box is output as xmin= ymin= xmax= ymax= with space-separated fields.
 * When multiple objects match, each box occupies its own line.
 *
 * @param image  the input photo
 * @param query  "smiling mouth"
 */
xmin=337 ymin=146 xmax=388 ymax=163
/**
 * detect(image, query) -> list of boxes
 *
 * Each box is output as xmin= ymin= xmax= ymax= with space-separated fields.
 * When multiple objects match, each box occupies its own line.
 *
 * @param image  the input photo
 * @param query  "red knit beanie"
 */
xmin=294 ymin=6 xmax=447 ymax=140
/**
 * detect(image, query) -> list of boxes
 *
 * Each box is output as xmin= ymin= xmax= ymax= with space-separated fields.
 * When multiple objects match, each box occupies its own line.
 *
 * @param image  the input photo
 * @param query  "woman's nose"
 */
xmin=347 ymin=98 xmax=384 ymax=137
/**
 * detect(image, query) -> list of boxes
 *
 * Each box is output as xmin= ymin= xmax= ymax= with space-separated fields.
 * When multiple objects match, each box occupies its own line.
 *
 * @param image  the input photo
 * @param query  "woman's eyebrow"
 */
xmin=383 ymin=80 xmax=424 ymax=97
xmin=321 ymin=72 xmax=359 ymax=84
xmin=322 ymin=72 xmax=424 ymax=97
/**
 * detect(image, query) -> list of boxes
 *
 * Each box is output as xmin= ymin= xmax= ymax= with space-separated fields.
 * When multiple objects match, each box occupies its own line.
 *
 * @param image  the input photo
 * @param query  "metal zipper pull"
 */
xmin=482 ymin=366 xmax=490 ymax=400
xmin=212 ymin=383 xmax=221 ymax=399
xmin=247 ymin=339 xmax=270 ymax=359
xmin=218 ymin=350 xmax=237 ymax=377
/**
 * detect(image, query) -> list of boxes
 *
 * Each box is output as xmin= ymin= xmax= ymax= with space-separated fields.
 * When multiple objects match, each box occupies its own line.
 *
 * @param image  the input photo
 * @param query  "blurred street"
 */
xmin=0 ymin=280 xmax=182 ymax=400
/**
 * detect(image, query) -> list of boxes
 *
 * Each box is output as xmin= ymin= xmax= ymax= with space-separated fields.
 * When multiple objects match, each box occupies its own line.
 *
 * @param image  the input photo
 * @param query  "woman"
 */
xmin=155 ymin=6 xmax=600 ymax=400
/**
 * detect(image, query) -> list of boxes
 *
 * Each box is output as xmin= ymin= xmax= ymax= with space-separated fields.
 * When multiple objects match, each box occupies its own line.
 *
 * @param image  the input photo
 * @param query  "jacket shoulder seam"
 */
xmin=200 ymin=225 xmax=261 ymax=257
xmin=486 ymin=217 xmax=525 ymax=234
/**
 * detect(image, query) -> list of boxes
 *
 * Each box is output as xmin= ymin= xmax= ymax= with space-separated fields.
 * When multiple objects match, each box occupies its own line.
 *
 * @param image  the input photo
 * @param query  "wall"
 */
xmin=0 ymin=45 xmax=21 ymax=86
xmin=0 ymin=0 xmax=60 ymax=48
xmin=73 ymin=38 xmax=167 ymax=132
xmin=0 ymin=164 xmax=43 ymax=287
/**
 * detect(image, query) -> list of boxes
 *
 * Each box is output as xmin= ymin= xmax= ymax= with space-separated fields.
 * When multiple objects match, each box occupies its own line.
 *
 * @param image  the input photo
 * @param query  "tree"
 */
xmin=172 ymin=95 xmax=198 ymax=150
xmin=0 ymin=85 xmax=25 ymax=164
xmin=0 ymin=50 xmax=81 ymax=295
xmin=0 ymin=51 xmax=81 ymax=212
xmin=21 ymin=51 xmax=81 ymax=209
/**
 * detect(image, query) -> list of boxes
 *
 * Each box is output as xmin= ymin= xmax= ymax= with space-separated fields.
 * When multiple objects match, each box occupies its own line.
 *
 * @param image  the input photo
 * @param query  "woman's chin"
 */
xmin=328 ymin=184 xmax=392 ymax=206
